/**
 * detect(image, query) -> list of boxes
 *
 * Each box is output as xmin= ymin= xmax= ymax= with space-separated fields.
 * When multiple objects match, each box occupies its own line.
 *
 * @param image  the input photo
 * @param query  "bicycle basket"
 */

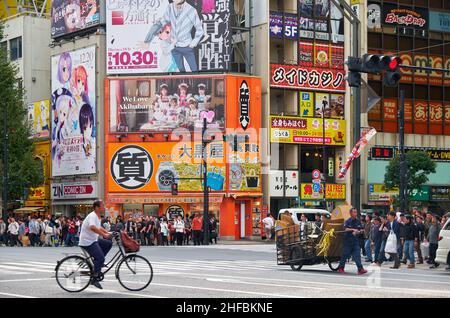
xmin=120 ymin=230 xmax=140 ymax=253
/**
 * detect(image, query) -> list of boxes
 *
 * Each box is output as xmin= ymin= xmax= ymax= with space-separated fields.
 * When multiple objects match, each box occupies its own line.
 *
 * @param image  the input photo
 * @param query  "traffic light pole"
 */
xmin=202 ymin=118 xmax=210 ymax=245
xmin=2 ymin=103 xmax=8 ymax=222
xmin=398 ymin=90 xmax=407 ymax=213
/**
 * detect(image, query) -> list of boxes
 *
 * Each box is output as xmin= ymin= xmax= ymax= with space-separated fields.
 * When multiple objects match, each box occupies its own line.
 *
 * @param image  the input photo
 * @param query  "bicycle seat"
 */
xmin=80 ymin=247 xmax=91 ymax=258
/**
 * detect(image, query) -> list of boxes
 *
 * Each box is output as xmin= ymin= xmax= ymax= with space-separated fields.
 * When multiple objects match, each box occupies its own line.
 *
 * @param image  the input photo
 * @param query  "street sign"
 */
xmin=312 ymin=183 xmax=321 ymax=193
xmin=312 ymin=170 xmax=321 ymax=180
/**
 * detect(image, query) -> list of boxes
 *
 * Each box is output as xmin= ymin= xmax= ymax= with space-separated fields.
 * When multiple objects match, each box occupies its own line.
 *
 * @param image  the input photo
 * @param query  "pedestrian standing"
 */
xmin=337 ymin=208 xmax=368 ymax=275
xmin=398 ymin=213 xmax=406 ymax=263
xmin=0 ymin=219 xmax=6 ymax=246
xmin=139 ymin=217 xmax=147 ymax=246
xmin=364 ymin=215 xmax=373 ymax=263
xmin=192 ymin=213 xmax=203 ymax=246
xmin=371 ymin=217 xmax=382 ymax=265
xmin=146 ymin=217 xmax=155 ymax=246
xmin=428 ymin=214 xmax=442 ymax=269
xmin=385 ymin=212 xmax=402 ymax=269
xmin=160 ymin=218 xmax=169 ymax=246
xmin=154 ymin=217 xmax=161 ymax=246
xmin=7 ymin=218 xmax=20 ymax=247
xmin=18 ymin=220 xmax=26 ymax=246
xmin=262 ymin=214 xmax=275 ymax=241
xmin=43 ymin=219 xmax=54 ymax=247
xmin=174 ymin=215 xmax=185 ymax=246
xmin=403 ymin=215 xmax=419 ymax=269
xmin=168 ymin=220 xmax=176 ymax=246
xmin=184 ymin=214 xmax=192 ymax=245
xmin=126 ymin=217 xmax=136 ymax=240
xmin=415 ymin=216 xmax=425 ymax=264
xmin=102 ymin=217 xmax=111 ymax=232
xmin=209 ymin=215 xmax=218 ymax=244
xmin=378 ymin=216 xmax=390 ymax=263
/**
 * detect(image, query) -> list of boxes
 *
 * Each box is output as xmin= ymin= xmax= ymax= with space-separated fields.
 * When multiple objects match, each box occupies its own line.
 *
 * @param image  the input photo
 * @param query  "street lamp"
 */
xmin=202 ymin=118 xmax=210 ymax=245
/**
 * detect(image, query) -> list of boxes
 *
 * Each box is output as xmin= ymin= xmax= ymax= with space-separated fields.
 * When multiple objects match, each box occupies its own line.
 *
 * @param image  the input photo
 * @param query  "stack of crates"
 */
xmin=276 ymin=225 xmax=300 ymax=265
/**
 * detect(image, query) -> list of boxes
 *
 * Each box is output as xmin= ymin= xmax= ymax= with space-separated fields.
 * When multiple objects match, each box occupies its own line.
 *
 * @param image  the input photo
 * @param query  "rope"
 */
xmin=316 ymin=229 xmax=335 ymax=257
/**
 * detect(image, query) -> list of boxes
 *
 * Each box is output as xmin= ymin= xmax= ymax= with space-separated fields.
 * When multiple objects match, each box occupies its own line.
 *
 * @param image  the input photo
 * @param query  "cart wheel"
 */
xmin=328 ymin=260 xmax=340 ymax=272
xmin=290 ymin=246 xmax=304 ymax=271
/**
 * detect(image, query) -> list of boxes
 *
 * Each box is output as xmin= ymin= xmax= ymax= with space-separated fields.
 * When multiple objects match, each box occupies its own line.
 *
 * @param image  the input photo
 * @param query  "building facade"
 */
xmin=364 ymin=0 xmax=450 ymax=213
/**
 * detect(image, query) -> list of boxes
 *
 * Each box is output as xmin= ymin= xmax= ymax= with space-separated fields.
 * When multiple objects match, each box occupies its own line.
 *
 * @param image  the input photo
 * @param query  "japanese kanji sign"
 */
xmin=301 ymin=183 xmax=346 ymax=200
xmin=270 ymin=64 xmax=346 ymax=92
xmin=270 ymin=115 xmax=346 ymax=146
xmin=269 ymin=170 xmax=299 ymax=197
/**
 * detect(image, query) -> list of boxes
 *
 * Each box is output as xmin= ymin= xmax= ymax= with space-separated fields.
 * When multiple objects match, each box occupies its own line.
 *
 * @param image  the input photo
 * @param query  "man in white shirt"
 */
xmin=79 ymin=200 xmax=112 ymax=289
xmin=262 ymin=215 xmax=275 ymax=241
xmin=174 ymin=215 xmax=185 ymax=246
xmin=7 ymin=217 xmax=20 ymax=247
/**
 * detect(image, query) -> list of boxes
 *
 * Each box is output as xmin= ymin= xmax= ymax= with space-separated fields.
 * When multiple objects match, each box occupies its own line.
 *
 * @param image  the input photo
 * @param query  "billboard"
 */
xmin=430 ymin=11 xmax=450 ymax=33
xmin=51 ymin=46 xmax=96 ymax=177
xmin=270 ymin=115 xmax=346 ymax=146
xmin=382 ymin=4 xmax=428 ymax=30
xmin=271 ymin=64 xmax=346 ymax=92
xmin=28 ymin=100 xmax=50 ymax=139
xmin=108 ymin=77 xmax=226 ymax=133
xmin=301 ymin=183 xmax=346 ymax=200
xmin=51 ymin=0 xmax=102 ymax=38
xmin=106 ymin=0 xmax=233 ymax=74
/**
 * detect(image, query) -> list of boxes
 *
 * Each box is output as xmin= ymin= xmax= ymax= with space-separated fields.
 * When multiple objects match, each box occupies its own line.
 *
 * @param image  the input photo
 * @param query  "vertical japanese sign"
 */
xmin=269 ymin=11 xmax=284 ymax=38
xmin=106 ymin=0 xmax=233 ymax=74
xmin=51 ymin=46 xmax=96 ymax=177
xmin=28 ymin=100 xmax=50 ymax=139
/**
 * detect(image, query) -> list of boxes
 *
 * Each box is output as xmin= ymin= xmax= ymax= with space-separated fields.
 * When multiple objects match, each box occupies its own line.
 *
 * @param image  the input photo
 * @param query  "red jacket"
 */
xmin=192 ymin=217 xmax=203 ymax=231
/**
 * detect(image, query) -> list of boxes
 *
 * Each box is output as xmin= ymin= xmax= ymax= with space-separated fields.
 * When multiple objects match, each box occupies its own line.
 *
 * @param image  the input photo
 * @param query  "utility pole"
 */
xmin=398 ymin=90 xmax=407 ymax=213
xmin=322 ymin=103 xmax=327 ymax=209
xmin=202 ymin=118 xmax=210 ymax=245
xmin=2 ymin=103 xmax=8 ymax=222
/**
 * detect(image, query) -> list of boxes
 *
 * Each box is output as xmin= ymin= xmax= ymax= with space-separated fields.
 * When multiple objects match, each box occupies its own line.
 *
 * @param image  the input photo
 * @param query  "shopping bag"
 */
xmin=206 ymin=167 xmax=224 ymax=191
xmin=420 ymin=242 xmax=430 ymax=258
xmin=385 ymin=231 xmax=398 ymax=254
xmin=246 ymin=169 xmax=260 ymax=188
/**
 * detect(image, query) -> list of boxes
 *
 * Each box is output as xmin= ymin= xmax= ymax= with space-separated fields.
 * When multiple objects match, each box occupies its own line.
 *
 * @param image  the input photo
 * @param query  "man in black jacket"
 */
xmin=403 ymin=215 xmax=419 ymax=269
xmin=415 ymin=216 xmax=425 ymax=264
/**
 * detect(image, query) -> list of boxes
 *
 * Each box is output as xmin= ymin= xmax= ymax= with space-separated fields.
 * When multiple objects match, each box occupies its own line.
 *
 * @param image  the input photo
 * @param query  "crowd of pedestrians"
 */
xmin=359 ymin=208 xmax=449 ymax=270
xmin=0 ymin=212 xmax=219 ymax=247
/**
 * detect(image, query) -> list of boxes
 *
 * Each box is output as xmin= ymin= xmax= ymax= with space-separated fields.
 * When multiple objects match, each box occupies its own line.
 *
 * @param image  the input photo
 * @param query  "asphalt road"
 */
xmin=0 ymin=244 xmax=450 ymax=298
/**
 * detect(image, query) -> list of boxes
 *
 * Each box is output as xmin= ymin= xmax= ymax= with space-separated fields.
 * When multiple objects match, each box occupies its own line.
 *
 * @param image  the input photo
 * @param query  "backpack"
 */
xmin=120 ymin=230 xmax=140 ymax=253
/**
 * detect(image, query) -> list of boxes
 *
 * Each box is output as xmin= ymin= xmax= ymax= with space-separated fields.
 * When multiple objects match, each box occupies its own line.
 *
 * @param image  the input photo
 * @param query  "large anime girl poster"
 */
xmin=51 ymin=46 xmax=96 ymax=177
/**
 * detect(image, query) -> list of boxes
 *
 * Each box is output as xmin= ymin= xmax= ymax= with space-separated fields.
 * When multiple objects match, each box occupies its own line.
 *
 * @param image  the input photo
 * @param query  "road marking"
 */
xmin=87 ymin=284 xmax=165 ymax=298
xmin=0 ymin=292 xmax=37 ymax=298
xmin=0 ymin=264 xmax=51 ymax=273
xmin=0 ymin=278 xmax=53 ymax=283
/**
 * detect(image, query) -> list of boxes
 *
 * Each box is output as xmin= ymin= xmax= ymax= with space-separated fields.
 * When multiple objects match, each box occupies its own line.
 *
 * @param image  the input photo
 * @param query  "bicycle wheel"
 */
xmin=55 ymin=255 xmax=93 ymax=293
xmin=116 ymin=255 xmax=153 ymax=291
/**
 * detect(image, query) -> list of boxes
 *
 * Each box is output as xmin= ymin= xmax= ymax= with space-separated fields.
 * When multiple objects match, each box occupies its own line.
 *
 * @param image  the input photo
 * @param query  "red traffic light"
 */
xmin=171 ymin=183 xmax=178 ymax=195
xmin=388 ymin=57 xmax=401 ymax=70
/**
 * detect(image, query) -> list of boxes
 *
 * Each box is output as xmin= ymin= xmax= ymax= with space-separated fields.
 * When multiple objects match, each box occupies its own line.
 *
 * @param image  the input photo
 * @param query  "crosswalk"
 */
xmin=0 ymin=259 xmax=283 ymax=278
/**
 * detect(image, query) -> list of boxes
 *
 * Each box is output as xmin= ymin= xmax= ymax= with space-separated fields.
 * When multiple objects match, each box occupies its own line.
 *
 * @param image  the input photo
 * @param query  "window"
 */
xmin=0 ymin=41 xmax=6 ymax=62
xmin=10 ymin=37 xmax=22 ymax=61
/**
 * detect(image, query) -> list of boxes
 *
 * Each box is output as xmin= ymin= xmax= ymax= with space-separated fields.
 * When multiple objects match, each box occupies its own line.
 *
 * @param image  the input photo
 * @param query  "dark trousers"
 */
xmin=176 ymin=232 xmax=184 ymax=246
xmin=388 ymin=252 xmax=401 ymax=268
xmin=82 ymin=239 xmax=113 ymax=275
xmin=140 ymin=232 xmax=146 ymax=246
xmin=339 ymin=240 xmax=363 ymax=270
xmin=162 ymin=235 xmax=169 ymax=246
xmin=193 ymin=230 xmax=202 ymax=245
xmin=429 ymin=243 xmax=438 ymax=265
xmin=415 ymin=241 xmax=424 ymax=263
xmin=29 ymin=233 xmax=38 ymax=246
xmin=10 ymin=234 xmax=20 ymax=247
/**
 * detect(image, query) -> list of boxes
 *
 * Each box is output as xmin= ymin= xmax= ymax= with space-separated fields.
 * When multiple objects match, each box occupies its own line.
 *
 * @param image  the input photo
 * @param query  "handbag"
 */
xmin=385 ymin=230 xmax=398 ymax=254
xmin=206 ymin=167 xmax=225 ymax=191
xmin=120 ymin=230 xmax=140 ymax=253
xmin=246 ymin=169 xmax=259 ymax=188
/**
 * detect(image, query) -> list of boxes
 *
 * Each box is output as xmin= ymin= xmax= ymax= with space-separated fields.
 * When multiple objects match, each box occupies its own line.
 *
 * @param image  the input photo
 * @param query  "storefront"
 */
xmin=104 ymin=75 xmax=263 ymax=240
xmin=51 ymin=181 xmax=99 ymax=217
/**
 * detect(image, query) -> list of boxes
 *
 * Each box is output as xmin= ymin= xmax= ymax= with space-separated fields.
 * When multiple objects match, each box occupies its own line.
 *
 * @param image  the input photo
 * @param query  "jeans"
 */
xmin=65 ymin=233 xmax=74 ymax=247
xmin=339 ymin=240 xmax=364 ymax=270
xmin=82 ymin=239 xmax=113 ymax=275
xmin=404 ymin=240 xmax=415 ymax=264
xmin=364 ymin=239 xmax=373 ymax=262
xmin=176 ymin=232 xmax=184 ymax=246
xmin=172 ymin=47 xmax=198 ymax=72
xmin=374 ymin=240 xmax=382 ymax=262
xmin=398 ymin=240 xmax=404 ymax=260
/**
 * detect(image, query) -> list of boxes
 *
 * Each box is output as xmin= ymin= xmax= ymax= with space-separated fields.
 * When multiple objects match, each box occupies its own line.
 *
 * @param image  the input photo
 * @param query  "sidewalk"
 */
xmin=216 ymin=239 xmax=275 ymax=245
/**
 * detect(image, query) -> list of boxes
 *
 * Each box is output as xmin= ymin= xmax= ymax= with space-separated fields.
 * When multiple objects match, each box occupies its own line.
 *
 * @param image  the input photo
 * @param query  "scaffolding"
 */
xmin=1 ymin=0 xmax=50 ymax=19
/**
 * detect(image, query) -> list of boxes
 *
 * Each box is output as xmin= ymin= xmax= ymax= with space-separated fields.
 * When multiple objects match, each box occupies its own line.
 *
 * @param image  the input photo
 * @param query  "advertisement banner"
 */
xmin=51 ymin=181 xmax=98 ymax=200
xmin=301 ymin=183 xmax=346 ymax=200
xmin=382 ymin=4 xmax=428 ymax=29
xmin=271 ymin=64 xmax=346 ymax=92
xmin=269 ymin=170 xmax=284 ymax=197
xmin=368 ymin=184 xmax=399 ymax=202
xmin=298 ymin=41 xmax=314 ymax=68
xmin=108 ymin=77 xmax=225 ymax=133
xmin=430 ymin=186 xmax=450 ymax=201
xmin=51 ymin=46 xmax=96 ymax=177
xmin=269 ymin=11 xmax=284 ymax=38
xmin=270 ymin=115 xmax=346 ymax=146
xmin=106 ymin=0 xmax=233 ymax=74
xmin=51 ymin=0 xmax=101 ymax=38
xmin=330 ymin=44 xmax=345 ymax=69
xmin=28 ymin=100 xmax=50 ymax=139
xmin=28 ymin=187 xmax=47 ymax=201
xmin=430 ymin=11 xmax=450 ymax=33
xmin=284 ymin=13 xmax=298 ymax=39
xmin=269 ymin=170 xmax=299 ymax=197
xmin=299 ymin=91 xmax=314 ymax=117
xmin=107 ymin=142 xmax=228 ymax=193
xmin=314 ymin=42 xmax=330 ymax=68
xmin=367 ymin=3 xmax=382 ymax=29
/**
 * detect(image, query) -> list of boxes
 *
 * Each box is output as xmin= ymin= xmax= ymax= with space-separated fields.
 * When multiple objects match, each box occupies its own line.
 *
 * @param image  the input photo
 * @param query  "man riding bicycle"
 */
xmin=79 ymin=200 xmax=112 ymax=289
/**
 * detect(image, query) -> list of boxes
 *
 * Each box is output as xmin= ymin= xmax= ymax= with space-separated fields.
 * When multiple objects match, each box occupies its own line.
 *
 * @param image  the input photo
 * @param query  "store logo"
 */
xmin=166 ymin=205 xmax=185 ymax=221
xmin=111 ymin=145 xmax=153 ymax=190
xmin=239 ymin=80 xmax=250 ymax=130
xmin=367 ymin=4 xmax=381 ymax=29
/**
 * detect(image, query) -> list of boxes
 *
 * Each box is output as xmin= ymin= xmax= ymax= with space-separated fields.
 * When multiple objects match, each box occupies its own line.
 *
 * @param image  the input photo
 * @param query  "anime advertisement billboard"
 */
xmin=28 ymin=100 xmax=50 ymax=139
xmin=51 ymin=0 xmax=101 ymax=38
xmin=51 ymin=46 xmax=96 ymax=177
xmin=106 ymin=0 xmax=233 ymax=74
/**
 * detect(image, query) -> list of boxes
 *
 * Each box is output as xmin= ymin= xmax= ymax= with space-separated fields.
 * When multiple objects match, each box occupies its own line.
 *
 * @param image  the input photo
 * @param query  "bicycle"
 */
xmin=54 ymin=232 xmax=153 ymax=293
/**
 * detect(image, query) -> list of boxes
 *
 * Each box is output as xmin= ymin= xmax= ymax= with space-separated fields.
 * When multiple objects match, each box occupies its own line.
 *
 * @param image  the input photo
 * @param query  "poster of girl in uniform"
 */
xmin=51 ymin=46 xmax=96 ymax=177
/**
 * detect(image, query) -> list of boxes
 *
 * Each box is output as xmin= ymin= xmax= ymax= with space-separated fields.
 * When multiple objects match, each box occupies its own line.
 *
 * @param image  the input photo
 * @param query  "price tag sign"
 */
xmin=108 ymin=50 xmax=157 ymax=71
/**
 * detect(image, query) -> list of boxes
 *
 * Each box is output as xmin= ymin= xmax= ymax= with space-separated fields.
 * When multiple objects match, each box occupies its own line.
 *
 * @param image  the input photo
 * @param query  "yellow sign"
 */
xmin=299 ymin=91 xmax=314 ymax=117
xmin=27 ymin=187 xmax=46 ymax=200
xmin=270 ymin=116 xmax=346 ymax=145
xmin=369 ymin=184 xmax=399 ymax=201
xmin=301 ymin=183 xmax=346 ymax=200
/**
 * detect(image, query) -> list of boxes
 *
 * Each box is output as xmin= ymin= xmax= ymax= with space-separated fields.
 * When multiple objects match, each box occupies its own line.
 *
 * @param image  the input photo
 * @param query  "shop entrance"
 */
xmin=235 ymin=201 xmax=249 ymax=240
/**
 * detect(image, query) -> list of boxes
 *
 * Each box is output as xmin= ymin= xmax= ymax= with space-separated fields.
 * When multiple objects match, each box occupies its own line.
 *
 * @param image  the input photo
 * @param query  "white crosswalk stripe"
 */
xmin=0 ymin=259 xmax=282 ymax=278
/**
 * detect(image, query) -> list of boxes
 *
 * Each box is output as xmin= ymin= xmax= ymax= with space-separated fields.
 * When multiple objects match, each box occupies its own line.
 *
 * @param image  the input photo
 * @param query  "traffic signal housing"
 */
xmin=382 ymin=56 xmax=402 ymax=87
xmin=346 ymin=54 xmax=402 ymax=87
xmin=171 ymin=183 xmax=178 ymax=196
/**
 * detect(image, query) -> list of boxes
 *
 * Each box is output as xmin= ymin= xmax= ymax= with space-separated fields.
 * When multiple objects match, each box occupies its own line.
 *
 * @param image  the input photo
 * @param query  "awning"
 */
xmin=108 ymin=194 xmax=225 ymax=205
xmin=13 ymin=207 xmax=45 ymax=213
xmin=52 ymin=200 xmax=95 ymax=206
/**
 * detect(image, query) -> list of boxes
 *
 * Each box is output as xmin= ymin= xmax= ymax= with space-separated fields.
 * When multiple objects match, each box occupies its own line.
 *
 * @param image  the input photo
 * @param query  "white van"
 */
xmin=436 ymin=218 xmax=450 ymax=266
xmin=277 ymin=208 xmax=330 ymax=225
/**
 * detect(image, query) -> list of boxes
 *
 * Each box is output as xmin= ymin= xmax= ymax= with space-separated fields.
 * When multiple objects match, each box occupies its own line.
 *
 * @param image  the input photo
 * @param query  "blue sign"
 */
xmin=270 ymin=12 xmax=284 ymax=38
xmin=430 ymin=11 xmax=450 ymax=33
xmin=313 ymin=183 xmax=321 ymax=192
xmin=284 ymin=13 xmax=298 ymax=39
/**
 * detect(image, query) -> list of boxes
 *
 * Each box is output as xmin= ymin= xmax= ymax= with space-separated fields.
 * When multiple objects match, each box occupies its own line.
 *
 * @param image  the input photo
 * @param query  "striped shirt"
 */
xmin=161 ymin=3 xmax=204 ymax=48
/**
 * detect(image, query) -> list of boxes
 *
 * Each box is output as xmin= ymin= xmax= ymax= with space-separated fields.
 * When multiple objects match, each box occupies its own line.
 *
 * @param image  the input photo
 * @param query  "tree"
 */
xmin=384 ymin=151 xmax=436 ymax=209
xmin=0 ymin=21 xmax=43 ymax=215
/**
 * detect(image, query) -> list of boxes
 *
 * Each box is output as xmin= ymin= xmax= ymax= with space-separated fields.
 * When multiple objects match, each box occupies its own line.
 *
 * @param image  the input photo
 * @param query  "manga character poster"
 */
xmin=106 ymin=0 xmax=233 ymax=74
xmin=28 ymin=100 xmax=50 ymax=139
xmin=51 ymin=0 xmax=101 ymax=38
xmin=51 ymin=46 xmax=96 ymax=177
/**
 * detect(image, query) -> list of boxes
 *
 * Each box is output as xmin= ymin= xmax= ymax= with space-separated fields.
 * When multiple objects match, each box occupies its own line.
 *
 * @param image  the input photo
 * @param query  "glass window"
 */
xmin=143 ymin=205 xmax=159 ymax=217
xmin=10 ymin=37 xmax=22 ymax=61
